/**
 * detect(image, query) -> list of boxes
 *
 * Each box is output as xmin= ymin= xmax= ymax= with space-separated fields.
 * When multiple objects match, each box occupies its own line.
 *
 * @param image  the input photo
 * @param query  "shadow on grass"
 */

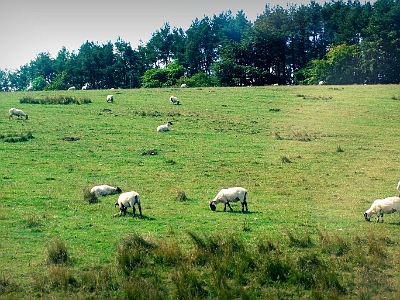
xmin=113 ymin=213 xmax=156 ymax=221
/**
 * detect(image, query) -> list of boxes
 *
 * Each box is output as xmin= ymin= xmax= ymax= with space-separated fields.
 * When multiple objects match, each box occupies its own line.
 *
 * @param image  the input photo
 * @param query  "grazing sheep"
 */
xmin=115 ymin=191 xmax=142 ymax=217
xmin=180 ymin=83 xmax=187 ymax=88
xmin=157 ymin=121 xmax=173 ymax=132
xmin=82 ymin=83 xmax=88 ymax=90
xmin=209 ymin=187 xmax=248 ymax=213
xmin=170 ymin=96 xmax=180 ymax=105
xmin=9 ymin=108 xmax=28 ymax=120
xmin=68 ymin=86 xmax=76 ymax=90
xmin=318 ymin=80 xmax=324 ymax=85
xmin=364 ymin=196 xmax=400 ymax=222
xmin=106 ymin=95 xmax=114 ymax=103
xmin=90 ymin=184 xmax=122 ymax=197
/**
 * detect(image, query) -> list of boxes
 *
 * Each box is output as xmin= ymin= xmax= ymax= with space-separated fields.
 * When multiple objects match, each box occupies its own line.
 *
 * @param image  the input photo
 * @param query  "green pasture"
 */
xmin=1 ymin=85 xmax=400 ymax=298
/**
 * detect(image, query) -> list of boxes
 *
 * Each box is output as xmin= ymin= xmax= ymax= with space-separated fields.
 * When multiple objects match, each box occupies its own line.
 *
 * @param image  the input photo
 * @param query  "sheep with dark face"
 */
xmin=170 ymin=96 xmax=180 ymax=104
xmin=364 ymin=196 xmax=400 ymax=223
xmin=157 ymin=121 xmax=173 ymax=132
xmin=90 ymin=185 xmax=122 ymax=197
xmin=115 ymin=191 xmax=142 ymax=217
xmin=209 ymin=187 xmax=248 ymax=212
xmin=106 ymin=95 xmax=114 ymax=103
xmin=9 ymin=108 xmax=28 ymax=120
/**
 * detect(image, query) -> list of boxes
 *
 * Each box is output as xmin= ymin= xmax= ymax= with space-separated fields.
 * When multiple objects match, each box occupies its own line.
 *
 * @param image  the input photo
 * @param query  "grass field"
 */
xmin=1 ymin=85 xmax=400 ymax=299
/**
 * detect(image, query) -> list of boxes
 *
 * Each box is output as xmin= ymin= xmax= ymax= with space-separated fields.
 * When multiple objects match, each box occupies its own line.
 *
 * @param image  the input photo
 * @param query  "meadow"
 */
xmin=1 ymin=85 xmax=400 ymax=299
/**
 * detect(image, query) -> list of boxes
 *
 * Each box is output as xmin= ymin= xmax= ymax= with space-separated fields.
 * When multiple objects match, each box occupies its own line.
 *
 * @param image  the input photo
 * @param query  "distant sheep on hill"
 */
xmin=9 ymin=108 xmax=28 ymax=120
xmin=82 ymin=83 xmax=89 ymax=90
xmin=209 ymin=187 xmax=248 ymax=213
xmin=106 ymin=95 xmax=114 ymax=103
xmin=364 ymin=196 xmax=400 ymax=222
xmin=180 ymin=84 xmax=187 ymax=88
xmin=157 ymin=121 xmax=173 ymax=132
xmin=170 ymin=96 xmax=180 ymax=105
xmin=68 ymin=86 xmax=76 ymax=90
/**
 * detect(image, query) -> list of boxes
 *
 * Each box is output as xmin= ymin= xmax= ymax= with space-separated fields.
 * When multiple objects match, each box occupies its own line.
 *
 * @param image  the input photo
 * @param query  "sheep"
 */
xmin=180 ymin=83 xmax=187 ymax=88
xmin=82 ymin=83 xmax=88 ymax=90
xmin=157 ymin=121 xmax=173 ymax=132
xmin=90 ymin=184 xmax=122 ymax=197
xmin=364 ymin=196 xmax=400 ymax=223
xmin=106 ymin=95 xmax=114 ymax=103
xmin=9 ymin=108 xmax=28 ymax=120
xmin=115 ymin=191 xmax=142 ymax=217
xmin=318 ymin=80 xmax=324 ymax=85
xmin=396 ymin=181 xmax=400 ymax=196
xmin=68 ymin=86 xmax=76 ymax=90
xmin=170 ymin=96 xmax=180 ymax=105
xmin=209 ymin=187 xmax=248 ymax=213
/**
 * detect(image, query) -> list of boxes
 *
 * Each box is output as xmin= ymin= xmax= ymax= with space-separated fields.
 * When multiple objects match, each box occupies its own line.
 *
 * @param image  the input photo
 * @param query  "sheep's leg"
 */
xmin=132 ymin=205 xmax=136 ymax=217
xmin=242 ymin=201 xmax=248 ymax=213
xmin=138 ymin=203 xmax=142 ymax=217
xmin=226 ymin=202 xmax=233 ymax=212
xmin=223 ymin=203 xmax=227 ymax=211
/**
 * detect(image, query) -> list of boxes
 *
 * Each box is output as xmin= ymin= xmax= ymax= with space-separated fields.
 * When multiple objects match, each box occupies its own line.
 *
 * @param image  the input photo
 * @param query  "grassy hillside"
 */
xmin=1 ymin=85 xmax=400 ymax=299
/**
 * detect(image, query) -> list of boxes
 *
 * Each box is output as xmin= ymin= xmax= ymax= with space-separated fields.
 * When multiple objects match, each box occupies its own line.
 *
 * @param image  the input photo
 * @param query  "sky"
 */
xmin=0 ymin=0 xmax=328 ymax=71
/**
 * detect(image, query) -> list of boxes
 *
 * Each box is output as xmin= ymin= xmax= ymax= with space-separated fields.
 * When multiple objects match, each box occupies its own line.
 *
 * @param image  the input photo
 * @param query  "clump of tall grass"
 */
xmin=117 ymin=233 xmax=156 ymax=275
xmin=20 ymin=96 xmax=91 ymax=105
xmin=281 ymin=156 xmax=292 ymax=163
xmin=286 ymin=230 xmax=313 ymax=248
xmin=48 ymin=265 xmax=78 ymax=291
xmin=23 ymin=214 xmax=42 ymax=230
xmin=83 ymin=187 xmax=98 ymax=204
xmin=175 ymin=190 xmax=187 ymax=201
xmin=47 ymin=238 xmax=69 ymax=265
xmin=1 ymin=131 xmax=34 ymax=143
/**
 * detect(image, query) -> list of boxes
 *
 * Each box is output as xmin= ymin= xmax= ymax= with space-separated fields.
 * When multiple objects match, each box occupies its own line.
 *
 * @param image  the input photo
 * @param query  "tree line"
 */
xmin=1 ymin=0 xmax=399 ymax=91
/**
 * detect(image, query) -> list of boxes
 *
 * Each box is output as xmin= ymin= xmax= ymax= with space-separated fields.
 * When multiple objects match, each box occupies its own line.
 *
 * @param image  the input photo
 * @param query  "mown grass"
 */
xmin=1 ymin=85 xmax=400 ymax=298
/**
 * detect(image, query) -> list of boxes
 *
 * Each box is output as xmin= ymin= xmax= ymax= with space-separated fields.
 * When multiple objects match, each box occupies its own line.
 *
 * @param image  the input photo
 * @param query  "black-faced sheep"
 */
xmin=170 ymin=96 xmax=180 ymax=105
xmin=115 ymin=191 xmax=142 ymax=217
xmin=364 ymin=196 xmax=400 ymax=222
xmin=90 ymin=185 xmax=122 ymax=197
xmin=157 ymin=121 xmax=173 ymax=132
xmin=9 ymin=108 xmax=28 ymax=120
xmin=106 ymin=95 xmax=114 ymax=103
xmin=209 ymin=187 xmax=248 ymax=213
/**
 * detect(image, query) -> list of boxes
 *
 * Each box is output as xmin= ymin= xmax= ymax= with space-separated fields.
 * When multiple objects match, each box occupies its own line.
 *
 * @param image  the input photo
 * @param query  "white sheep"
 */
xmin=180 ymin=83 xmax=187 ymax=88
xmin=396 ymin=181 xmax=400 ymax=196
xmin=90 ymin=184 xmax=122 ymax=197
xmin=318 ymin=80 xmax=324 ymax=85
xmin=209 ymin=187 xmax=248 ymax=212
xmin=106 ymin=95 xmax=114 ymax=103
xmin=115 ymin=191 xmax=142 ymax=217
xmin=364 ymin=196 xmax=400 ymax=223
xmin=82 ymin=83 xmax=89 ymax=90
xmin=170 ymin=96 xmax=180 ymax=105
xmin=9 ymin=108 xmax=28 ymax=120
xmin=157 ymin=121 xmax=173 ymax=132
xmin=68 ymin=86 xmax=76 ymax=90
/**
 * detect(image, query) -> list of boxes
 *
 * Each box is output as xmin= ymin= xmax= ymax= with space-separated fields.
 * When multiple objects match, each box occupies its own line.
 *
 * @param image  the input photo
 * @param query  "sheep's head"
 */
xmin=364 ymin=212 xmax=371 ymax=221
xmin=167 ymin=121 xmax=173 ymax=126
xmin=210 ymin=202 xmax=216 ymax=211
xmin=25 ymin=115 xmax=29 ymax=120
xmin=115 ymin=187 xmax=122 ymax=194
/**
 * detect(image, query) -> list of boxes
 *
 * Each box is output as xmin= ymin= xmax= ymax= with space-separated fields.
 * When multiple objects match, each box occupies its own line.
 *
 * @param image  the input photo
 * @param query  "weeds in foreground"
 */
xmin=3 ymin=231 xmax=397 ymax=299
xmin=0 ymin=131 xmax=34 ymax=143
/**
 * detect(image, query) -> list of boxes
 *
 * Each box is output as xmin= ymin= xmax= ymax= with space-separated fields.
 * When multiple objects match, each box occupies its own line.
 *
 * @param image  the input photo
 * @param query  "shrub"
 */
xmin=20 ymin=96 xmax=91 ymax=105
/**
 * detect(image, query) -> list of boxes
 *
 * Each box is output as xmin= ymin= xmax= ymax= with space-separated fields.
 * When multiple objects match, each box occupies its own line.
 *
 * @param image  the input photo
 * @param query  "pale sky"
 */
xmin=0 ymin=0 xmax=327 ymax=70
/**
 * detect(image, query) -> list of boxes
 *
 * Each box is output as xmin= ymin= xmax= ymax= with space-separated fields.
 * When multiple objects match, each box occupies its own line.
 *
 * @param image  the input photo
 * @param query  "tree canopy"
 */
xmin=1 ymin=0 xmax=399 ymax=91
